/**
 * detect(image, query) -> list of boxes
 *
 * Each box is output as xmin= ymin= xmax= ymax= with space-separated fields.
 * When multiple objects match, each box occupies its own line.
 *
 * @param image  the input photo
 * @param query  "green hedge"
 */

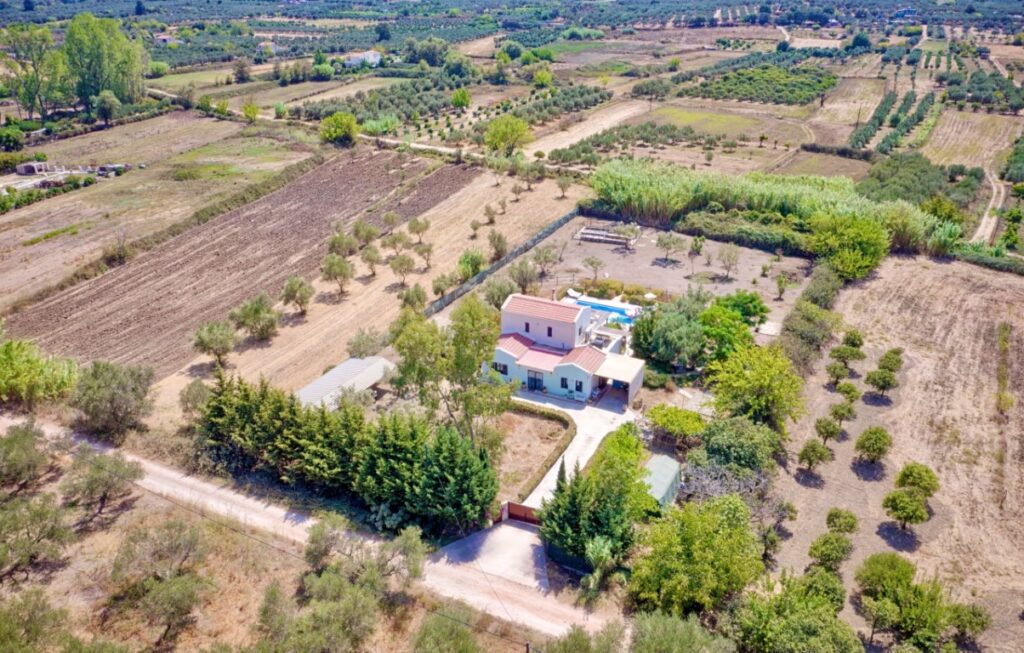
xmin=674 ymin=212 xmax=812 ymax=257
xmin=953 ymin=250 xmax=1024 ymax=276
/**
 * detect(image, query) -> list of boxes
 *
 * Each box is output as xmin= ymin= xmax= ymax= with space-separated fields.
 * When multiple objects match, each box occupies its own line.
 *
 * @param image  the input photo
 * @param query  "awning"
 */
xmin=595 ymin=352 xmax=645 ymax=383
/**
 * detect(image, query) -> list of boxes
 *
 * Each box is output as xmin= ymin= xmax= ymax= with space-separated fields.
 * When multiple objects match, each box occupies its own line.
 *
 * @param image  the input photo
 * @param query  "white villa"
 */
xmin=491 ymin=294 xmax=645 ymax=405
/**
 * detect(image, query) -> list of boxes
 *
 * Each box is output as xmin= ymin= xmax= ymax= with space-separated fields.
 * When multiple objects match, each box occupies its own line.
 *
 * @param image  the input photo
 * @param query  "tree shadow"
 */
xmin=356 ymin=274 xmax=376 ymax=285
xmin=74 ymin=494 xmax=142 ymax=535
xmin=651 ymin=257 xmax=679 ymax=269
xmin=851 ymin=459 xmax=886 ymax=482
xmin=185 ymin=360 xmax=218 ymax=379
xmin=863 ymin=392 xmax=893 ymax=407
xmin=235 ymin=336 xmax=274 ymax=354
xmin=279 ymin=312 xmax=307 ymax=328
xmin=795 ymin=469 xmax=825 ymax=489
xmin=315 ymin=290 xmax=345 ymax=305
xmin=877 ymin=521 xmax=920 ymax=552
xmin=385 ymin=281 xmax=406 ymax=293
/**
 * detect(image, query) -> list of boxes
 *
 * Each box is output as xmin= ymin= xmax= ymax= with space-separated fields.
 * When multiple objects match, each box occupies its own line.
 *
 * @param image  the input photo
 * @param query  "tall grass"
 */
xmin=589 ymin=159 xmax=933 ymax=232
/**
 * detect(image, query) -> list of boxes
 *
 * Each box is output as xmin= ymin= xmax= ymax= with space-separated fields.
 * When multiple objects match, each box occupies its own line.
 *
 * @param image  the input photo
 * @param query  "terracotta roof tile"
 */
xmin=558 ymin=346 xmax=606 ymax=374
xmin=497 ymin=333 xmax=534 ymax=358
xmin=502 ymin=294 xmax=582 ymax=324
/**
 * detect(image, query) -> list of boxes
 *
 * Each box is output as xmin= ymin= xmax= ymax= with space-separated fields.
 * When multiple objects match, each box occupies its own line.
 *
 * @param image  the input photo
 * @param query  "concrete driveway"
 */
xmin=518 ymin=391 xmax=635 ymax=508
xmin=433 ymin=520 xmax=549 ymax=590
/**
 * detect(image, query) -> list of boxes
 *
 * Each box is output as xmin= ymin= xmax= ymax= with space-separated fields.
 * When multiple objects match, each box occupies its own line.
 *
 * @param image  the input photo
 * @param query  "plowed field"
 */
xmin=6 ymin=151 xmax=476 ymax=376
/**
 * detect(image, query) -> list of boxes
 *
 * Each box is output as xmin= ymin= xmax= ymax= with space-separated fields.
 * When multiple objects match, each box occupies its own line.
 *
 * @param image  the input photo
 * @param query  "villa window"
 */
xmin=525 ymin=321 xmax=530 ymax=333
xmin=575 ymin=380 xmax=583 ymax=392
xmin=560 ymin=377 xmax=568 ymax=389
xmin=547 ymin=326 xmax=553 ymax=337
xmin=492 ymin=362 xmax=508 ymax=375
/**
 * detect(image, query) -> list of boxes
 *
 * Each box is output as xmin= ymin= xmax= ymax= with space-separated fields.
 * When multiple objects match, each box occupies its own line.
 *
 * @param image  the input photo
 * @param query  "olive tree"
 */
xmin=60 ymin=447 xmax=143 ymax=520
xmin=229 ymin=294 xmax=280 ymax=341
xmin=281 ymin=276 xmax=315 ymax=314
xmin=71 ymin=361 xmax=154 ymax=440
xmin=192 ymin=321 xmax=237 ymax=367
xmin=798 ymin=439 xmax=833 ymax=472
xmin=321 ymin=254 xmax=354 ymax=297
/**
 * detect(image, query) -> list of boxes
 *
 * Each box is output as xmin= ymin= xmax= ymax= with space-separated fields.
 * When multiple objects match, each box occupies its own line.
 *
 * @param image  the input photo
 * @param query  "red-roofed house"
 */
xmin=491 ymin=294 xmax=644 ymax=404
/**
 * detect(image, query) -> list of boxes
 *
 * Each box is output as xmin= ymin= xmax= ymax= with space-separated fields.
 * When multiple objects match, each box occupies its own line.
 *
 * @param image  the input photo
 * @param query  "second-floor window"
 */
xmin=492 ymin=362 xmax=508 ymax=375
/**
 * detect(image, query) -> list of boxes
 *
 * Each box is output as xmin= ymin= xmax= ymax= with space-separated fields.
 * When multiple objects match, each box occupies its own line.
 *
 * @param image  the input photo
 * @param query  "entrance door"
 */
xmin=527 ymin=370 xmax=544 ymax=391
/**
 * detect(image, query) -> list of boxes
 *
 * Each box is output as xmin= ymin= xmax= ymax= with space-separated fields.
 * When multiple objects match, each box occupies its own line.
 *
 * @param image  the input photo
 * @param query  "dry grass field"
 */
xmin=457 ymin=34 xmax=501 ymax=58
xmin=772 ymin=151 xmax=872 ymax=179
xmin=0 ymin=116 xmax=317 ymax=312
xmin=494 ymin=410 xmax=571 ymax=503
xmin=919 ymin=109 xmax=1024 ymax=169
xmin=811 ymin=77 xmax=888 ymax=145
xmin=10 ymin=460 xmax=537 ymax=653
xmin=286 ymin=76 xmax=402 ymax=108
xmin=150 ymin=59 xmax=308 ymax=92
xmin=774 ymin=256 xmax=1024 ymax=651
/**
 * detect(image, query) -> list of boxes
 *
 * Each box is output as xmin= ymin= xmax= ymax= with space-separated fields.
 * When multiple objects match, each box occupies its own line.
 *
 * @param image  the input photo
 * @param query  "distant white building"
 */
xmin=491 ymin=294 xmax=644 ymax=405
xmin=343 ymin=50 xmax=382 ymax=68
xmin=296 ymin=356 xmax=394 ymax=408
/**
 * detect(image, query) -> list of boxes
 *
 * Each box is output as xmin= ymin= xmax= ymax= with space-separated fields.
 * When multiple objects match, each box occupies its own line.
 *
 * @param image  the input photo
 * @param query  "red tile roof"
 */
xmin=517 ymin=346 xmax=565 ymax=373
xmin=502 ymin=294 xmax=582 ymax=324
xmin=558 ymin=346 xmax=606 ymax=374
xmin=497 ymin=333 xmax=534 ymax=358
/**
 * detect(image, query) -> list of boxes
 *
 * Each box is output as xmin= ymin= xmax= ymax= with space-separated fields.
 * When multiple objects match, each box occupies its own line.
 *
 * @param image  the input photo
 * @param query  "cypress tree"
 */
xmin=415 ymin=427 xmax=498 ymax=535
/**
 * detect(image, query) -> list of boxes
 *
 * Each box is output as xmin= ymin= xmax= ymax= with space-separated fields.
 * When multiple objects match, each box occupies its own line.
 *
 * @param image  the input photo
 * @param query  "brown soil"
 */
xmin=773 ymin=256 xmax=1024 ymax=651
xmin=525 ymin=99 xmax=649 ymax=157
xmin=494 ymin=410 xmax=570 ymax=503
xmin=0 ymin=117 xmax=313 ymax=312
xmin=5 ymin=152 xmax=474 ymax=377
xmin=136 ymin=175 xmax=591 ymax=436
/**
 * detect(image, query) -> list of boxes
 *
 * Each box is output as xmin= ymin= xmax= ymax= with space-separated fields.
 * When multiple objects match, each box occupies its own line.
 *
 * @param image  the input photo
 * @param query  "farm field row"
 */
xmin=5 ymin=151 xmax=456 ymax=376
xmin=0 ymin=114 xmax=318 ymax=311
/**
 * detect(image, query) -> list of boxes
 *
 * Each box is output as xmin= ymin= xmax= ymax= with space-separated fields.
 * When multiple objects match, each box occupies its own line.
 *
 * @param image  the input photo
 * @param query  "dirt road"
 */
xmin=524 ymin=100 xmax=649 ymax=157
xmin=0 ymin=413 xmax=610 ymax=637
xmin=971 ymin=165 xmax=1007 ymax=243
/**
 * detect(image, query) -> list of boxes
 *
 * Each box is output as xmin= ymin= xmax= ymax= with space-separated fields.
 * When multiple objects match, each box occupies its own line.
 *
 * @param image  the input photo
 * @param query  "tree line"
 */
xmin=0 ymin=14 xmax=148 ymax=121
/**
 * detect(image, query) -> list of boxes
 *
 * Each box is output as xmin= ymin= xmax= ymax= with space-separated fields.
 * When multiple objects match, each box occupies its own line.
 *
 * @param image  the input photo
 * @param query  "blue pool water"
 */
xmin=575 ymin=298 xmax=635 ymax=325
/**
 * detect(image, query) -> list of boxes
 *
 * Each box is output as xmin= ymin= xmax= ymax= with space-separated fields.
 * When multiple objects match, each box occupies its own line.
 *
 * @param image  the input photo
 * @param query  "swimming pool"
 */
xmin=575 ymin=298 xmax=636 ymax=325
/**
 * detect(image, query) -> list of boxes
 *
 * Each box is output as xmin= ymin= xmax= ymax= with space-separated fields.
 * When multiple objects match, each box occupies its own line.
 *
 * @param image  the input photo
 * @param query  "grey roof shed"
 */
xmin=644 ymin=454 xmax=681 ymax=509
xmin=296 ymin=356 xmax=394 ymax=408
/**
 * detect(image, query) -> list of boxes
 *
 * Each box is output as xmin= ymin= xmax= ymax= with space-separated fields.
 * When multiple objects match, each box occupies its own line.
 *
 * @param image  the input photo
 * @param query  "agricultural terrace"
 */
xmin=775 ymin=256 xmax=1024 ymax=648
xmin=150 ymin=59 xmax=304 ymax=92
xmin=5 ymin=151 xmax=474 ymax=375
xmin=0 ymin=116 xmax=317 ymax=312
xmin=773 ymin=151 xmax=872 ymax=180
xmin=920 ymin=110 xmax=1024 ymax=170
